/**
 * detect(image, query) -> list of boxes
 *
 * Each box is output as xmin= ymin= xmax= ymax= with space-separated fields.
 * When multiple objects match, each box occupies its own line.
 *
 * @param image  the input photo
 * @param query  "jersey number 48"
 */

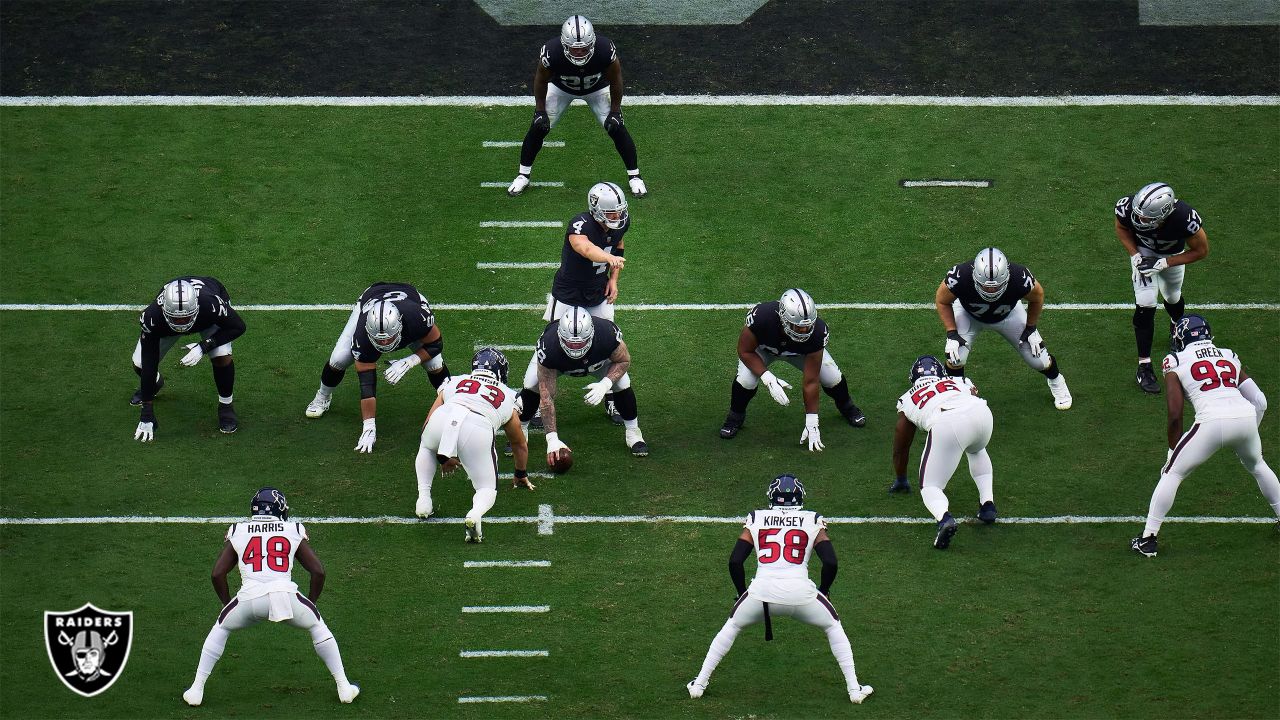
xmin=242 ymin=536 xmax=291 ymax=572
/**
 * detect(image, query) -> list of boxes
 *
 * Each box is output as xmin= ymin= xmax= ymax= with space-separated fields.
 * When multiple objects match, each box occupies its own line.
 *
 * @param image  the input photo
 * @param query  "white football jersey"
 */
xmin=896 ymin=376 xmax=986 ymax=431
xmin=743 ymin=508 xmax=825 ymax=605
xmin=1162 ymin=343 xmax=1256 ymax=421
xmin=438 ymin=373 xmax=517 ymax=431
xmin=226 ymin=517 xmax=307 ymax=599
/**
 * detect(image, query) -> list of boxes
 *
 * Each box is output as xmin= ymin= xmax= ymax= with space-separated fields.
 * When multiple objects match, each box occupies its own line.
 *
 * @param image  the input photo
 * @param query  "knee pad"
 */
xmin=328 ymin=347 xmax=355 ymax=371
xmin=613 ymin=386 xmax=638 ymax=420
xmin=321 ymin=363 xmax=346 ymax=388
xmin=528 ymin=118 xmax=550 ymax=140
xmin=612 ymin=371 xmax=631 ymax=391
xmin=518 ymin=389 xmax=540 ymax=422
xmin=736 ymin=362 xmax=761 ymax=389
xmin=1133 ymin=306 xmax=1157 ymax=328
xmin=422 ymin=337 xmax=444 ymax=359
xmin=425 ymin=354 xmax=444 ymax=372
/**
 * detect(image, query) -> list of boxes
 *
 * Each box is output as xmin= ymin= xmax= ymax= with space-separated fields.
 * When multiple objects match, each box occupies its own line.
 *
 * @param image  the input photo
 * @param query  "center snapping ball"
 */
xmin=548 ymin=447 xmax=574 ymax=474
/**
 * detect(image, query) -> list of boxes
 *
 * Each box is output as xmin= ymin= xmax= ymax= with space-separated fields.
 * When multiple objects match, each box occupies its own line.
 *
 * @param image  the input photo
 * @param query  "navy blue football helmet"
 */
xmin=910 ymin=355 xmax=947 ymax=383
xmin=1172 ymin=314 xmax=1213 ymax=351
xmin=767 ymin=474 xmax=806 ymax=509
xmin=471 ymin=347 xmax=510 ymax=384
xmin=250 ymin=487 xmax=289 ymax=520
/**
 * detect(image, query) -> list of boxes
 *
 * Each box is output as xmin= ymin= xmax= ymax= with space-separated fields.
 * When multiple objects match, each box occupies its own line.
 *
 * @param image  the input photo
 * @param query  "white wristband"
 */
xmin=363 ymin=418 xmax=376 ymax=428
xmin=546 ymin=432 xmax=560 ymax=445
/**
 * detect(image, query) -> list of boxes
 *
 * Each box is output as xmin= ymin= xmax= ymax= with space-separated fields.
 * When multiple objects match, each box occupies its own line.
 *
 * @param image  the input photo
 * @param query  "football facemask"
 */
xmin=972 ymin=247 xmax=1010 ymax=301
xmin=557 ymin=307 xmax=595 ymax=359
xmin=778 ymin=288 xmax=818 ymax=342
xmin=160 ymin=279 xmax=200 ymax=332
xmin=588 ymin=181 xmax=628 ymax=230
xmin=365 ymin=299 xmax=403 ymax=353
xmin=1131 ymin=182 xmax=1177 ymax=231
xmin=560 ymin=15 xmax=596 ymax=66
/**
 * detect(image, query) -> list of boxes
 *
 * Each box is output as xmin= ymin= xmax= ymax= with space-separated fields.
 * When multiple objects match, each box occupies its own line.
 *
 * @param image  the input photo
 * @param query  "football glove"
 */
xmin=760 ymin=371 xmax=792 ymax=406
xmin=1020 ymin=324 xmax=1044 ymax=357
xmin=1129 ymin=253 xmax=1143 ymax=283
xmin=385 ymin=354 xmax=422 ymax=385
xmin=532 ymin=110 xmax=550 ymax=131
xmin=134 ymin=405 xmax=156 ymax=443
xmin=583 ymin=377 xmax=613 ymax=406
xmin=604 ymin=110 xmax=624 ymax=132
xmin=546 ymin=431 xmax=570 ymax=458
xmin=801 ymin=413 xmax=824 ymax=452
xmin=944 ymin=330 xmax=967 ymax=366
xmin=1138 ymin=256 xmax=1169 ymax=277
xmin=355 ymin=418 xmax=376 ymax=453
xmin=179 ymin=342 xmax=205 ymax=367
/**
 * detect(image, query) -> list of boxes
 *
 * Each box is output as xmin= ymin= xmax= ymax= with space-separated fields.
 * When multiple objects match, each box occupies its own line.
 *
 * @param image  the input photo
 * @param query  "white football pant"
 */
xmin=918 ymin=404 xmax=995 ymax=521
xmin=545 ymin=83 xmax=611 ymax=128
xmin=543 ymin=294 xmax=615 ymax=323
xmin=1131 ymin=248 xmax=1186 ymax=307
xmin=520 ymin=354 xmax=631 ymax=393
xmin=736 ymin=348 xmax=844 ymax=389
xmin=416 ymin=405 xmax=500 ymax=524
xmin=325 ymin=302 xmax=443 ymax=372
xmin=948 ymin=299 xmax=1051 ymax=371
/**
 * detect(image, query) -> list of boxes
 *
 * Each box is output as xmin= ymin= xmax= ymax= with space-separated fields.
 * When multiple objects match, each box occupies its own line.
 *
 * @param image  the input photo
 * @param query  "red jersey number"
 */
xmin=1189 ymin=360 xmax=1238 ymax=391
xmin=911 ymin=379 xmax=959 ymax=408
xmin=242 ymin=536 xmax=291 ymax=573
xmin=455 ymin=378 xmax=506 ymax=409
xmin=757 ymin=528 xmax=809 ymax=564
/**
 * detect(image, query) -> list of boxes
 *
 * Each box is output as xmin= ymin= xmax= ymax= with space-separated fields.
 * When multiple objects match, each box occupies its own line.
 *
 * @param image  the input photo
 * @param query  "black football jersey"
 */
xmin=944 ymin=262 xmax=1036 ymax=324
xmin=351 ymin=282 xmax=436 ymax=363
xmin=540 ymin=35 xmax=617 ymax=96
xmin=551 ymin=211 xmax=629 ymax=307
xmin=1114 ymin=196 xmax=1203 ymax=255
xmin=535 ymin=317 xmax=623 ymax=377
xmin=138 ymin=276 xmax=239 ymax=342
xmin=745 ymin=301 xmax=829 ymax=357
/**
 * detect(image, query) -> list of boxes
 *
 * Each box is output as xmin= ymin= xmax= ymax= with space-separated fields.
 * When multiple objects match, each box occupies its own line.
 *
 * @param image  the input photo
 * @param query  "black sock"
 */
xmin=1039 ymin=354 xmax=1061 ymax=380
xmin=730 ymin=380 xmax=758 ymax=414
xmin=519 ymin=122 xmax=550 ymax=167
xmin=212 ymin=360 xmax=235 ymax=398
xmin=427 ymin=363 xmax=451 ymax=390
xmin=946 ymin=365 xmax=965 ymax=378
xmin=821 ymin=376 xmax=854 ymax=409
xmin=613 ymin=387 xmax=638 ymax=421
xmin=1133 ymin=306 xmax=1156 ymax=359
xmin=320 ymin=363 xmax=345 ymax=388
xmin=607 ymin=124 xmax=639 ymax=170
xmin=519 ymin=389 xmax=541 ymax=423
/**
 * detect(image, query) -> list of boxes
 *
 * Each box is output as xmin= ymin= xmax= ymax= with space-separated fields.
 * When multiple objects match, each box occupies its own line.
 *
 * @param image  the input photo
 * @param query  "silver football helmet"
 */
xmin=560 ymin=15 xmax=596 ymax=66
xmin=588 ymin=181 xmax=628 ymax=230
xmin=1131 ymin=182 xmax=1177 ymax=231
xmin=557 ymin=306 xmax=595 ymax=359
xmin=777 ymin=288 xmax=818 ymax=342
xmin=160 ymin=279 xmax=200 ymax=332
xmin=365 ymin=299 xmax=403 ymax=353
xmin=972 ymin=247 xmax=1010 ymax=302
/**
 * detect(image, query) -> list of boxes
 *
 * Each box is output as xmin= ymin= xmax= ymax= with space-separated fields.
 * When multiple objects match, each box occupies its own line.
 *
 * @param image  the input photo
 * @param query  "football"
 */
xmin=547 ymin=447 xmax=574 ymax=474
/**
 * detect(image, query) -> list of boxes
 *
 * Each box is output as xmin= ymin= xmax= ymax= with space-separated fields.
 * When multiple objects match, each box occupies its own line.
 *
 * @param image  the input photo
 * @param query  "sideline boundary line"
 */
xmin=3 ymin=95 xmax=1278 ymax=107
xmin=2 ymin=302 xmax=1278 ymax=312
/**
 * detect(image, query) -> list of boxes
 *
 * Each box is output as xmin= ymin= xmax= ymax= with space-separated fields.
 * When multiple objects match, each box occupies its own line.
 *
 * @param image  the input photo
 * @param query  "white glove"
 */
xmin=546 ymin=431 xmax=569 ymax=456
xmin=355 ymin=418 xmax=376 ymax=453
xmin=944 ymin=331 xmax=966 ymax=366
xmin=1139 ymin=257 xmax=1169 ymax=278
xmin=179 ymin=342 xmax=205 ymax=367
xmin=1130 ymin=254 xmax=1143 ymax=283
xmin=1022 ymin=328 xmax=1045 ymax=357
xmin=134 ymin=421 xmax=155 ymax=442
xmin=385 ymin=354 xmax=422 ymax=385
xmin=801 ymin=413 xmax=824 ymax=452
xmin=760 ymin=371 xmax=792 ymax=406
xmin=583 ymin=377 xmax=613 ymax=406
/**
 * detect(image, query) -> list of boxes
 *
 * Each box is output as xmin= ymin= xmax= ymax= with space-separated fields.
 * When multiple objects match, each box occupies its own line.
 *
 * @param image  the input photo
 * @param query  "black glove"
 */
xmin=139 ymin=404 xmax=156 ymax=424
xmin=532 ymin=110 xmax=550 ymax=131
xmin=1019 ymin=324 xmax=1037 ymax=342
xmin=604 ymin=110 xmax=624 ymax=132
xmin=946 ymin=329 xmax=966 ymax=346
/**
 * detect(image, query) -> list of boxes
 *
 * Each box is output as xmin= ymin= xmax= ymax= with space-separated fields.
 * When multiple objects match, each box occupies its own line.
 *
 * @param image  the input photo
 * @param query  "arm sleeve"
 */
xmin=728 ymin=539 xmax=752 ymax=597
xmin=204 ymin=305 xmax=246 ymax=349
xmin=1239 ymin=377 xmax=1267 ymax=426
xmin=139 ymin=333 xmax=162 ymax=402
xmin=815 ymin=540 xmax=837 ymax=595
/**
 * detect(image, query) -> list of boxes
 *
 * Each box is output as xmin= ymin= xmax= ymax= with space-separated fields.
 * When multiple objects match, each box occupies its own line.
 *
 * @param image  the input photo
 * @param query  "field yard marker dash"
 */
xmin=458 ymin=695 xmax=548 ymax=704
xmin=460 ymin=650 xmax=549 ymax=658
xmin=476 ymin=262 xmax=559 ymax=270
xmin=481 ymin=181 xmax=564 ymax=188
xmin=537 ymin=504 xmax=556 ymax=535
xmin=4 ymin=302 xmax=1277 ymax=312
xmin=901 ymin=179 xmax=992 ymax=188
xmin=462 ymin=605 xmax=550 ymax=613
xmin=479 ymin=221 xmax=563 ymax=228
xmin=474 ymin=343 xmax=537 ymax=352
xmin=483 ymin=140 xmax=564 ymax=148
xmin=463 ymin=560 xmax=551 ymax=568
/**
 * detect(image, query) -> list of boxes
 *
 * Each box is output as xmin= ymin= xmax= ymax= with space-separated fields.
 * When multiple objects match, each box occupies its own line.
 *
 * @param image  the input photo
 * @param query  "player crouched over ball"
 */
xmin=415 ymin=348 xmax=534 ymax=543
xmin=687 ymin=474 xmax=872 ymax=704
xmin=183 ymin=488 xmax=359 ymax=706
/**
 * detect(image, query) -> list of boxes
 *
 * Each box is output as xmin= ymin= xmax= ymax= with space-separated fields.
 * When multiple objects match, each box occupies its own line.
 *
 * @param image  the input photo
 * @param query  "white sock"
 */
xmin=968 ymin=450 xmax=994 ymax=503
xmin=518 ymin=165 xmax=532 ymax=175
xmin=824 ymin=623 xmax=860 ymax=689
xmin=310 ymin=624 xmax=350 ymax=686
xmin=468 ymin=489 xmax=498 ymax=523
xmin=623 ymin=418 xmax=639 ymax=430
xmin=414 ymin=447 xmax=436 ymax=497
xmin=192 ymin=625 xmax=230 ymax=689
xmin=695 ymin=620 xmax=740 ymax=686
xmin=317 ymin=384 xmax=334 ymax=398
xmin=920 ymin=486 xmax=950 ymax=521
xmin=1143 ymin=473 xmax=1183 ymax=537
xmin=627 ymin=169 xmax=641 ymax=177
xmin=1246 ymin=460 xmax=1280 ymax=517
xmin=218 ymin=395 xmax=233 ymax=405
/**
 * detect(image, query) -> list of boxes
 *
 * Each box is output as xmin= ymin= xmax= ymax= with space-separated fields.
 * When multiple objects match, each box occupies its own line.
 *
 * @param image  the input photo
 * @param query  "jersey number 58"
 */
xmin=757 ymin=528 xmax=808 ymax=564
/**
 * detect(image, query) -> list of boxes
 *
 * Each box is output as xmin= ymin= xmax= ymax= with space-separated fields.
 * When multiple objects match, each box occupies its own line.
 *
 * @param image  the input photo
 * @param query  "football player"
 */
xmin=936 ymin=247 xmax=1072 ymax=410
xmin=131 ymin=276 xmax=245 ymax=442
xmin=718 ymin=289 xmax=866 ymax=450
xmin=1114 ymin=183 xmax=1210 ymax=394
xmin=415 ymin=348 xmax=534 ymax=541
xmin=516 ymin=306 xmax=649 ymax=460
xmin=687 ymin=475 xmax=874 ymax=705
xmin=507 ymin=15 xmax=646 ymax=198
xmin=542 ymin=181 xmax=630 ymax=424
xmin=891 ymin=356 xmax=997 ymax=548
xmin=182 ymin=488 xmax=359 ymax=706
xmin=1130 ymin=315 xmax=1277 ymax=557
xmin=304 ymin=282 xmax=451 ymax=453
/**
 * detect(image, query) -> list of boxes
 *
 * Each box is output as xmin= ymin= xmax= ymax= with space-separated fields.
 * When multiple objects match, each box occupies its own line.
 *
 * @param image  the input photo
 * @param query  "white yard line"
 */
xmin=481 ymin=181 xmax=564 ymax=188
xmin=460 ymin=650 xmax=549 ymax=658
xmin=463 ymin=560 xmax=551 ymax=568
xmin=902 ymin=179 xmax=992 ymax=188
xmin=474 ymin=343 xmax=537 ymax=351
xmin=478 ymin=221 xmax=563 ymax=228
xmin=476 ymin=262 xmax=559 ymax=270
xmin=462 ymin=605 xmax=550 ymax=613
xmin=3 ymin=95 xmax=1277 ymax=107
xmin=482 ymin=140 xmax=565 ymax=148
xmin=458 ymin=695 xmax=548 ymax=703
xmin=3 ymin=302 xmax=1277 ymax=312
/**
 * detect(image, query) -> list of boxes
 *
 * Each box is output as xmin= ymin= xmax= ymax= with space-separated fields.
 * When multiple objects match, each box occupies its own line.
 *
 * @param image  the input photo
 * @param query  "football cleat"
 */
xmin=218 ymin=403 xmax=239 ymax=434
xmin=840 ymin=402 xmax=867 ymax=428
xmin=978 ymin=500 xmax=998 ymax=524
xmin=464 ymin=516 xmax=483 ymax=543
xmin=628 ymin=175 xmax=648 ymax=198
xmin=1130 ymin=535 xmax=1158 ymax=557
xmin=305 ymin=392 xmax=331 ymax=418
xmin=415 ymin=496 xmax=433 ymax=520
xmin=503 ymin=440 xmax=513 ymax=457
xmin=130 ymin=374 xmax=163 ymax=406
xmin=686 ymin=680 xmax=706 ymax=699
xmin=604 ymin=399 xmax=624 ymax=425
xmin=626 ymin=427 xmax=649 ymax=457
xmin=507 ymin=173 xmax=530 ymax=196
xmin=888 ymin=477 xmax=912 ymax=494
xmin=338 ymin=683 xmax=360 ymax=704
xmin=1136 ymin=363 xmax=1160 ymax=394
xmin=1047 ymin=375 xmax=1072 ymax=410
xmin=719 ymin=411 xmax=745 ymax=439
xmin=182 ymin=686 xmax=204 ymax=706
xmin=934 ymin=512 xmax=957 ymax=550
xmin=849 ymin=684 xmax=874 ymax=704
xmin=529 ymin=410 xmax=545 ymax=431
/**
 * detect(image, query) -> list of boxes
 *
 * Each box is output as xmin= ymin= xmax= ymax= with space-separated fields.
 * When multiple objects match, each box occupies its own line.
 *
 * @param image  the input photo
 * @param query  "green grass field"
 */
xmin=1 ymin=103 xmax=1278 ymax=719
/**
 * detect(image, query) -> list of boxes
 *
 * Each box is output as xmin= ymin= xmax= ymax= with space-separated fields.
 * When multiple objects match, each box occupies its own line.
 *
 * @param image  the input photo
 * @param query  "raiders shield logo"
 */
xmin=44 ymin=603 xmax=133 ymax=697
